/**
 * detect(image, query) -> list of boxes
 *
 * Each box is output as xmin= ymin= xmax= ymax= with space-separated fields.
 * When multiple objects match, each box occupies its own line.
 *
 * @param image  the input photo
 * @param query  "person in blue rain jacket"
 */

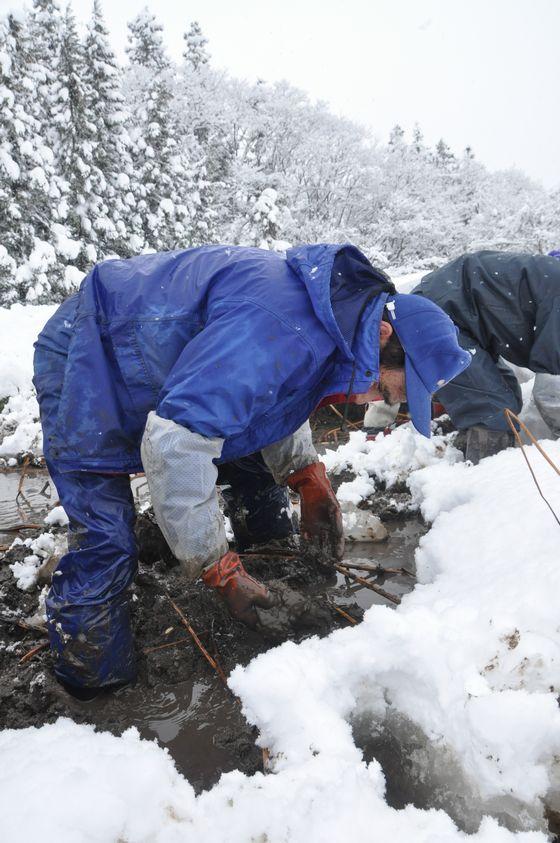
xmin=33 ymin=243 xmax=470 ymax=696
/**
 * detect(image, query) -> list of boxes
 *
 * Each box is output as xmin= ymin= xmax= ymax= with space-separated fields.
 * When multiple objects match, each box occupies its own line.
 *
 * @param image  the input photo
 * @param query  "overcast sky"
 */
xmin=4 ymin=0 xmax=559 ymax=189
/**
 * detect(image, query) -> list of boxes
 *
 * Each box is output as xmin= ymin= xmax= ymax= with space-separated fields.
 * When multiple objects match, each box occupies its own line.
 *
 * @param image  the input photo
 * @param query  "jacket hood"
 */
xmin=286 ymin=243 xmax=395 ymax=363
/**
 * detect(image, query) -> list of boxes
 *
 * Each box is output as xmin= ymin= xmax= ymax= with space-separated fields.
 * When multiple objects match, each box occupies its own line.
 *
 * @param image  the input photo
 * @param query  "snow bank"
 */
xmin=0 ymin=717 xmax=544 ymax=842
xmin=230 ymin=439 xmax=560 ymax=833
xmin=0 ymin=302 xmax=55 ymax=457
xmin=322 ymin=425 xmax=462 ymax=505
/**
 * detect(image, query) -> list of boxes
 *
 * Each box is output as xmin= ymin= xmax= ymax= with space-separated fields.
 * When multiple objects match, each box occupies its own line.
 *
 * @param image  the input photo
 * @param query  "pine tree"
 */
xmin=126 ymin=9 xmax=200 ymax=250
xmin=183 ymin=21 xmax=210 ymax=70
xmin=412 ymin=124 xmax=424 ymax=154
xmin=0 ymin=14 xmax=19 ymax=303
xmin=435 ymin=138 xmax=455 ymax=167
xmin=388 ymin=124 xmax=405 ymax=148
xmin=126 ymin=7 xmax=169 ymax=71
xmin=26 ymin=0 xmax=66 ymax=144
xmin=0 ymin=10 xmax=68 ymax=303
xmin=56 ymin=4 xmax=90 ymax=264
xmin=83 ymin=0 xmax=135 ymax=257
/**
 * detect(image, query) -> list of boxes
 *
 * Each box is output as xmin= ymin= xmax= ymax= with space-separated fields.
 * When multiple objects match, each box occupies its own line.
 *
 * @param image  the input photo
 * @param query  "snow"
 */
xmin=44 ymin=505 xmax=68 ymax=527
xmin=8 ymin=531 xmax=62 ymax=590
xmin=64 ymin=264 xmax=85 ymax=289
xmin=2 ymin=426 xmax=560 ymax=836
xmin=0 ymin=717 xmax=546 ymax=843
xmin=321 ymin=425 xmax=462 ymax=503
xmin=0 ymin=147 xmax=20 ymax=180
xmin=0 ymin=302 xmax=55 ymax=457
xmin=51 ymin=223 xmax=82 ymax=260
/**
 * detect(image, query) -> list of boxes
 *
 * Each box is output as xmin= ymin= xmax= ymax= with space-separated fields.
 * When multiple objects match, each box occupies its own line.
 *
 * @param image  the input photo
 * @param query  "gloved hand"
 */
xmin=202 ymin=551 xmax=274 ymax=628
xmin=286 ymin=461 xmax=344 ymax=563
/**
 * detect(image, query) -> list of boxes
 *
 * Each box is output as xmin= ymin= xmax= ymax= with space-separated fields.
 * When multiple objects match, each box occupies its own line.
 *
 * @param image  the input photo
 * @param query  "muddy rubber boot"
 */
xmin=454 ymin=426 xmax=516 ymax=464
xmin=221 ymin=482 xmax=295 ymax=552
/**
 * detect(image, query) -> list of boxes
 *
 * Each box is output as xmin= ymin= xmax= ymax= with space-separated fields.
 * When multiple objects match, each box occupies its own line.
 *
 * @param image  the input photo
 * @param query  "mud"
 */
xmin=0 ymin=466 xmax=422 ymax=792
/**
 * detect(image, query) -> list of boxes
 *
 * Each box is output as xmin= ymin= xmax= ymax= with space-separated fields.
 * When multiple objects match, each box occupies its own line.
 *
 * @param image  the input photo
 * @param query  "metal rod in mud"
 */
xmin=1 ymin=523 xmax=44 ymax=532
xmin=0 ymin=613 xmax=48 ymax=635
xmin=340 ymin=560 xmax=416 ymax=578
xmin=335 ymin=564 xmax=401 ymax=605
xmin=166 ymin=595 xmax=228 ymax=685
xmin=332 ymin=605 xmax=358 ymax=625
xmin=18 ymin=640 xmax=49 ymax=664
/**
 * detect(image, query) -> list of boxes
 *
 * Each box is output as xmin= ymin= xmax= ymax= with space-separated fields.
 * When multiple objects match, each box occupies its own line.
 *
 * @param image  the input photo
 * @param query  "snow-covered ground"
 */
xmin=2 ymin=287 xmax=560 ymax=841
xmin=0 ymin=303 xmax=55 ymax=460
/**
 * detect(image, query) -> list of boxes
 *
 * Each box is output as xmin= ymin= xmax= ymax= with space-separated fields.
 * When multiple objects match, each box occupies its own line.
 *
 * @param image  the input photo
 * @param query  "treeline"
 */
xmin=0 ymin=0 xmax=558 ymax=306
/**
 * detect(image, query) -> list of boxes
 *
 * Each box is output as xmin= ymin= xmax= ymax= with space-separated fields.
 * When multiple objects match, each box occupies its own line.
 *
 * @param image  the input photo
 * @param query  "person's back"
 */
xmin=36 ymin=245 xmax=343 ymax=472
xmin=416 ymin=251 xmax=560 ymax=371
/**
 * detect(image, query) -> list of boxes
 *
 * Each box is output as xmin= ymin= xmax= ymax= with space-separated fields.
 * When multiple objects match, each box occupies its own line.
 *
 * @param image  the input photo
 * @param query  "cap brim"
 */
xmin=404 ymin=355 xmax=432 ymax=437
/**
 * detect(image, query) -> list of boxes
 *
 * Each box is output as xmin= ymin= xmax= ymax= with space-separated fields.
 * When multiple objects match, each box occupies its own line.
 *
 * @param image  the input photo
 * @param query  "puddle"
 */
xmin=335 ymin=519 xmax=423 ymax=612
xmin=0 ymin=469 xmax=56 ymax=543
xmin=81 ymin=521 xmax=424 ymax=790
xmin=0 ymin=470 xmax=148 ymax=544
xmin=86 ymin=679 xmax=253 ymax=792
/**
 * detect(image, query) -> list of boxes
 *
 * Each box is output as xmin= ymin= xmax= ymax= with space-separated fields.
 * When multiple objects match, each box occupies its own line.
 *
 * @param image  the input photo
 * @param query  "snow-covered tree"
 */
xmin=0 ymin=2 xmax=559 ymax=304
xmin=0 ymin=10 xmax=69 ymax=303
xmin=126 ymin=7 xmax=168 ymax=71
xmin=56 ymin=5 xmax=90 ymax=258
xmin=183 ymin=20 xmax=210 ymax=70
xmin=125 ymin=9 xmax=200 ymax=249
xmin=82 ymin=0 xmax=135 ymax=257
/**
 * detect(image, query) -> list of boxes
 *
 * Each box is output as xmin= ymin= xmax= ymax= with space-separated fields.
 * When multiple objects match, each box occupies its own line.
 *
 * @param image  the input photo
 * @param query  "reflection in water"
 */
xmin=86 ymin=679 xmax=250 ymax=792
xmin=0 ymin=469 xmax=56 ymax=543
xmin=334 ymin=518 xmax=424 ymax=612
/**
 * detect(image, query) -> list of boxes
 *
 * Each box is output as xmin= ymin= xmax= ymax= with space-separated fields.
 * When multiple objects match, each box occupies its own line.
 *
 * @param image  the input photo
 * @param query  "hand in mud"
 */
xmin=202 ymin=551 xmax=275 ymax=628
xmin=254 ymin=581 xmax=333 ymax=640
xmin=287 ymin=462 xmax=344 ymax=565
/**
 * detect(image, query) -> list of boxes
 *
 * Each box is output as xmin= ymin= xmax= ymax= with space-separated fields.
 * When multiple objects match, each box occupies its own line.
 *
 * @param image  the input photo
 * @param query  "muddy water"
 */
xmin=0 ymin=470 xmax=148 ymax=543
xmin=0 ymin=469 xmax=56 ymax=542
xmin=85 ymin=678 xmax=252 ymax=792
xmin=0 ymin=468 xmax=424 ymax=791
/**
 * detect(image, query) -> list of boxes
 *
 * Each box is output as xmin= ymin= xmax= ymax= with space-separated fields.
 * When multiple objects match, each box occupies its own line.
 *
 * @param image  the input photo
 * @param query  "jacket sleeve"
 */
xmin=156 ymin=300 xmax=318 ymax=438
xmin=529 ymin=296 xmax=560 ymax=374
xmin=261 ymin=421 xmax=319 ymax=484
xmin=140 ymin=411 xmax=228 ymax=579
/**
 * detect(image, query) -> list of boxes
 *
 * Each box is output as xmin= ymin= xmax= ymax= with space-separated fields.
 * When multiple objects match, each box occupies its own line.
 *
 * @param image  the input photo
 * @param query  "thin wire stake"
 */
xmin=332 ymin=605 xmax=358 ymax=625
xmin=166 ymin=595 xmax=224 ymax=680
xmin=336 ymin=564 xmax=401 ymax=605
xmin=328 ymin=404 xmax=361 ymax=431
xmin=18 ymin=640 xmax=49 ymax=664
xmin=504 ymin=408 xmax=560 ymax=528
